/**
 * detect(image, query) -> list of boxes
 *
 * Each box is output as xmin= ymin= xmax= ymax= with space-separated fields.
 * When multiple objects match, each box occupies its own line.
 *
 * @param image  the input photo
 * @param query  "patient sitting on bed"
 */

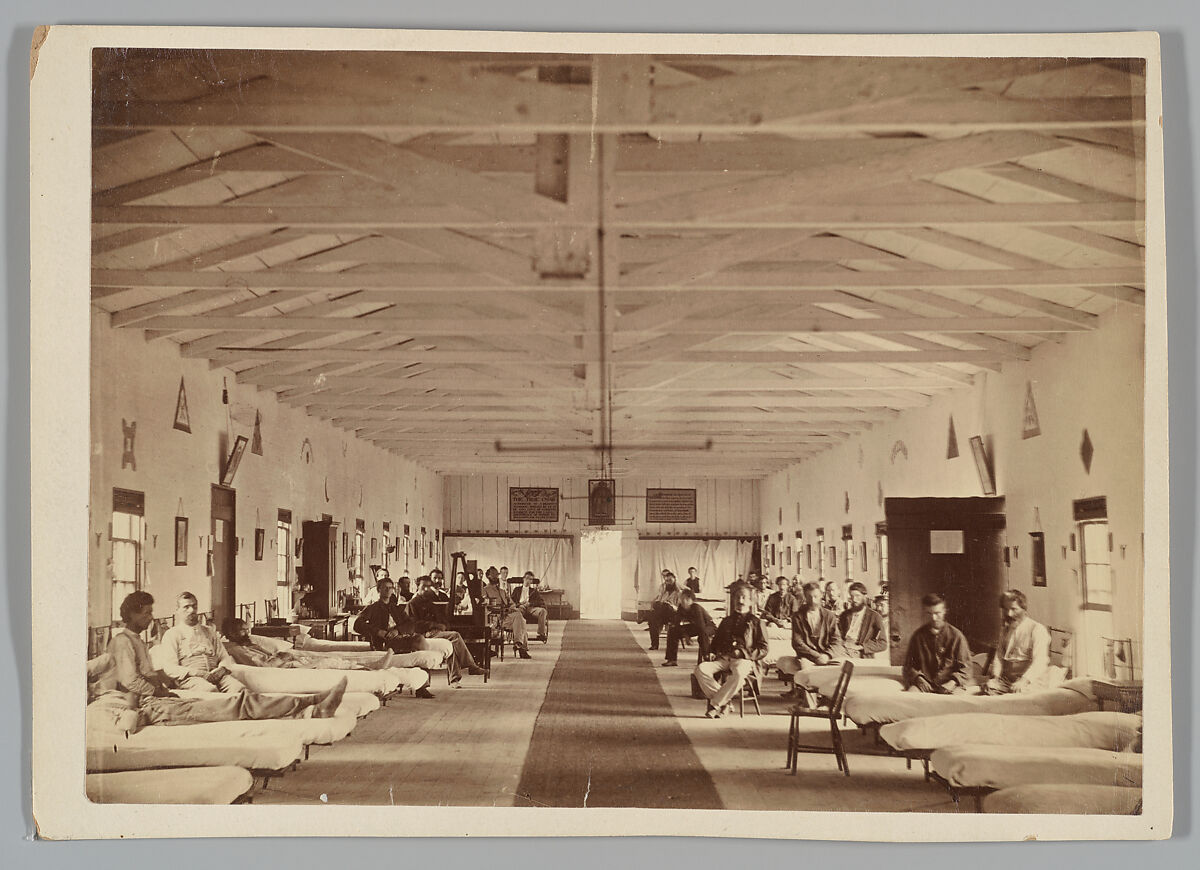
xmin=222 ymin=618 xmax=394 ymax=671
xmin=158 ymin=591 xmax=246 ymax=694
xmin=103 ymin=591 xmax=347 ymax=726
xmin=901 ymin=593 xmax=971 ymax=694
xmin=983 ymin=589 xmax=1051 ymax=695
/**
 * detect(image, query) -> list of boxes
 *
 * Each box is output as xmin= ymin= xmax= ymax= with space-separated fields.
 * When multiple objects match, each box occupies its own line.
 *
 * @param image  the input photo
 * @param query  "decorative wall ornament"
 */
xmin=250 ymin=410 xmax=263 ymax=455
xmin=1080 ymin=429 xmax=1095 ymax=473
xmin=946 ymin=415 xmax=959 ymax=459
xmin=877 ymin=481 xmax=884 ymax=508
xmin=844 ymin=491 xmax=850 ymax=514
xmin=121 ymin=419 xmax=137 ymax=470
xmin=324 ymin=476 xmax=330 ymax=503
xmin=300 ymin=439 xmax=313 ymax=464
xmin=1022 ymin=381 xmax=1042 ymax=440
xmin=174 ymin=517 xmax=188 ymax=566
xmin=173 ymin=378 xmax=191 ymax=433
xmin=890 ymin=440 xmax=908 ymax=464
xmin=254 ymin=529 xmax=265 ymax=561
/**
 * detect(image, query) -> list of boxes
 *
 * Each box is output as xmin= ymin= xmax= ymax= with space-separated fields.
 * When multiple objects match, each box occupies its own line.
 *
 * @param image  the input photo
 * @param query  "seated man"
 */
xmin=222 ymin=618 xmax=395 ymax=671
xmin=693 ymin=585 xmax=768 ymax=718
xmin=762 ymin=575 xmax=798 ymax=641
xmin=776 ymin=581 xmax=843 ymax=700
xmin=647 ymin=571 xmax=683 ymax=652
xmin=748 ymin=573 xmax=770 ymax=616
xmin=353 ymin=578 xmax=442 ymax=696
xmin=512 ymin=571 xmax=549 ymax=642
xmin=408 ymin=576 xmax=487 ymax=676
xmin=158 ymin=591 xmax=245 ymax=694
xmin=103 ymin=591 xmax=346 ymax=725
xmin=663 ymin=588 xmax=716 ymax=667
xmin=985 ymin=589 xmax=1051 ymax=695
xmin=684 ymin=566 xmax=702 ymax=595
xmin=429 ymin=569 xmax=450 ymax=603
xmin=481 ymin=566 xmax=532 ymax=659
xmin=838 ymin=582 xmax=887 ymax=660
xmin=901 ymin=592 xmax=972 ymax=693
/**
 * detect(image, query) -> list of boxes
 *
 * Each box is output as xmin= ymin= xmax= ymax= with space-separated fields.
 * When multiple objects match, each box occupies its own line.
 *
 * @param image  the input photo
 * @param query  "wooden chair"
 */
xmin=264 ymin=598 xmax=280 ymax=622
xmin=88 ymin=624 xmax=114 ymax=659
xmin=785 ymin=659 xmax=854 ymax=776
xmin=736 ymin=668 xmax=762 ymax=718
xmin=237 ymin=602 xmax=257 ymax=627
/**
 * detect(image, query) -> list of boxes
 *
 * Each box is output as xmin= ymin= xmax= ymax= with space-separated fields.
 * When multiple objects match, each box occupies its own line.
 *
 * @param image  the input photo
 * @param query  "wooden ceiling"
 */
xmin=91 ymin=50 xmax=1146 ymax=478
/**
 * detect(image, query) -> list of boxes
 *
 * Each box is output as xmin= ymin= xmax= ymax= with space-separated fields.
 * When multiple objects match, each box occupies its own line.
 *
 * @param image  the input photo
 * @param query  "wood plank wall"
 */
xmin=443 ymin=475 xmax=759 ymax=537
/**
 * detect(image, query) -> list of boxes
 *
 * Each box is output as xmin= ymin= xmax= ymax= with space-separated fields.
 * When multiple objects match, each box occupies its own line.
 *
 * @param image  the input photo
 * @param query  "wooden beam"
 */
xmin=92 ymin=200 xmax=1142 ymax=230
xmin=618 ymin=131 xmax=1066 ymax=223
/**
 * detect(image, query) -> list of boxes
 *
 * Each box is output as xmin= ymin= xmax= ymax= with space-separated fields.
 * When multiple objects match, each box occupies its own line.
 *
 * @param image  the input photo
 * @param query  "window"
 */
xmin=1074 ymin=497 xmax=1114 ymax=677
xmin=842 ymin=525 xmax=854 ymax=580
xmin=110 ymin=489 xmax=144 ymax=623
xmin=276 ymin=509 xmax=292 ymax=617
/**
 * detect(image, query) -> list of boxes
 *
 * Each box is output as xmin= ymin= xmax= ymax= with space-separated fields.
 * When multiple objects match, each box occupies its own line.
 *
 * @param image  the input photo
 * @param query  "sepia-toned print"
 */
xmin=31 ymin=28 xmax=1168 ymax=841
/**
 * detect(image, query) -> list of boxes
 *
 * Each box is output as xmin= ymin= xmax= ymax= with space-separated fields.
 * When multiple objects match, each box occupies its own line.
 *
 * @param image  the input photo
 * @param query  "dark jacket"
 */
xmin=838 ymin=606 xmax=887 ymax=657
xmin=762 ymin=590 xmax=798 ymax=627
xmin=512 ymin=584 xmax=544 ymax=609
xmin=902 ymin=622 xmax=972 ymax=689
xmin=673 ymin=601 xmax=717 ymax=637
xmin=354 ymin=598 xmax=421 ymax=652
xmin=791 ymin=606 xmax=843 ymax=662
xmin=710 ymin=612 xmax=769 ymax=662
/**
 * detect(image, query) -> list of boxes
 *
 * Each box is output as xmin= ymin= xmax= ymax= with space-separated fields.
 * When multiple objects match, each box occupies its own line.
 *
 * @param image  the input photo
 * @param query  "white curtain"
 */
xmin=633 ymin=538 xmax=753 ymax=605
xmin=444 ymin=535 xmax=579 ymax=615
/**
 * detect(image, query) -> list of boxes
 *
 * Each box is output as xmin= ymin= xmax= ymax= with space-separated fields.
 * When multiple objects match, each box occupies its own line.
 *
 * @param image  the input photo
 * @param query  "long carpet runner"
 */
xmin=514 ymin=620 xmax=722 ymax=809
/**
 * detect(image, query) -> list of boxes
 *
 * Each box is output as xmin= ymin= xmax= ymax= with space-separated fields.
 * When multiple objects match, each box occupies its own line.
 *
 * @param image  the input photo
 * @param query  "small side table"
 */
xmin=1091 ymin=679 xmax=1143 ymax=713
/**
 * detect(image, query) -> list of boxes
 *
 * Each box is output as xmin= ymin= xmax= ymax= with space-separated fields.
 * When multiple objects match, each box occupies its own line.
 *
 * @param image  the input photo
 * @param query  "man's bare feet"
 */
xmin=366 ymin=651 xmax=394 ymax=671
xmin=313 ymin=676 xmax=349 ymax=717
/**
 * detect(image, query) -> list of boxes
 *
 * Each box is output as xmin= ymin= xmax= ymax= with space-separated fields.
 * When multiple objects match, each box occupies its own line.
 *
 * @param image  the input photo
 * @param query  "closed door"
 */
xmin=211 ymin=486 xmax=236 ymax=628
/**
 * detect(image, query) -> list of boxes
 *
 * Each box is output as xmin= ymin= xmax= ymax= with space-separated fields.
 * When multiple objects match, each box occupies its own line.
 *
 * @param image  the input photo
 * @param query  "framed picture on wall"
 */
xmin=829 ymin=546 xmax=837 ymax=568
xmin=174 ymin=516 xmax=188 ymax=566
xmin=254 ymin=528 xmax=265 ymax=561
xmin=806 ymin=544 xmax=812 ymax=569
xmin=786 ymin=546 xmax=792 ymax=566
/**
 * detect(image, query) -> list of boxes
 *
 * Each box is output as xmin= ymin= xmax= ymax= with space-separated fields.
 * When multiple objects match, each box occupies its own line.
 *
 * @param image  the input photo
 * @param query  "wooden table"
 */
xmin=1091 ymin=678 xmax=1143 ymax=713
xmin=299 ymin=614 xmax=352 ymax=641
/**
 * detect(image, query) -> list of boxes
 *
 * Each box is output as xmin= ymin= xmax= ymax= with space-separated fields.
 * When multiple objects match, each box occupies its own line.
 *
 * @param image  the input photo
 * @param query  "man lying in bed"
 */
xmin=104 ymin=591 xmax=346 ymax=725
xmin=222 ymin=618 xmax=395 ymax=671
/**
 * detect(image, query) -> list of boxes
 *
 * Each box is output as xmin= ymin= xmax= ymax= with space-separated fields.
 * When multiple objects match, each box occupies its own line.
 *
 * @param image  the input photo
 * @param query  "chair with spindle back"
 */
xmin=786 ymin=659 xmax=854 ymax=776
xmin=263 ymin=599 xmax=280 ymax=622
xmin=88 ymin=624 xmax=115 ymax=659
xmin=237 ymin=602 xmax=256 ymax=627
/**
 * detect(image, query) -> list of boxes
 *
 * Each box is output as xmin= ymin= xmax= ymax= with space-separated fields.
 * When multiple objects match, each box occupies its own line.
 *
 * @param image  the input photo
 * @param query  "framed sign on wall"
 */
xmin=509 ymin=487 xmax=560 ymax=523
xmin=645 ymin=488 xmax=697 ymax=524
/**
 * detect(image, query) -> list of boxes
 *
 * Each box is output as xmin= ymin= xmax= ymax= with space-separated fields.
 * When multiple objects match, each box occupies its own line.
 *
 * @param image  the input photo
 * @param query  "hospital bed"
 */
xmin=86 ymin=765 xmax=255 ymax=805
xmin=928 ymin=745 xmax=1142 ymax=812
xmin=983 ymin=784 xmax=1143 ymax=815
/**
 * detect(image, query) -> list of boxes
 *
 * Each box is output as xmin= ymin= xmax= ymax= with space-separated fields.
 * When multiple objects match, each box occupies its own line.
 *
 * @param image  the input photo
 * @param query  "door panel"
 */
xmin=211 ymin=486 xmax=236 ymax=629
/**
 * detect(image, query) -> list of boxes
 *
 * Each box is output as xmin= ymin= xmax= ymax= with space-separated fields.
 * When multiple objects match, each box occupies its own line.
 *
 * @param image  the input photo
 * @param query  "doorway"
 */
xmin=579 ymin=529 xmax=634 ymax=619
xmin=211 ymin=485 xmax=237 ymax=629
xmin=884 ymin=496 xmax=1007 ymax=663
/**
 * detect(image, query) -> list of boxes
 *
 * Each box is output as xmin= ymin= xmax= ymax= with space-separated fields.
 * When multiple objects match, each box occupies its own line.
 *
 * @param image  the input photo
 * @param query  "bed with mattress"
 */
xmin=86 ymin=765 xmax=255 ymax=805
xmin=927 ymin=745 xmax=1142 ymax=812
xmin=845 ymin=677 xmax=1096 ymax=728
xmin=880 ymin=710 xmax=1142 ymax=754
xmin=983 ymin=784 xmax=1143 ymax=815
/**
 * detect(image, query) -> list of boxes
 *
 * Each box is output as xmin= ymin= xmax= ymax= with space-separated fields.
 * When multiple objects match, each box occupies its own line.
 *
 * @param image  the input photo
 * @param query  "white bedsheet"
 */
xmin=984 ymin=784 xmax=1142 ymax=815
xmin=227 ymin=664 xmax=399 ymax=695
xmin=795 ymin=663 xmax=904 ymax=697
xmin=847 ymin=679 xmax=1096 ymax=725
xmin=293 ymin=636 xmax=372 ymax=653
xmin=87 ymin=729 xmax=303 ymax=773
xmin=86 ymin=766 xmax=253 ymax=804
xmin=170 ymin=689 xmax=378 ymax=722
xmin=931 ymin=746 xmax=1143 ymax=790
xmin=880 ymin=710 xmax=1142 ymax=753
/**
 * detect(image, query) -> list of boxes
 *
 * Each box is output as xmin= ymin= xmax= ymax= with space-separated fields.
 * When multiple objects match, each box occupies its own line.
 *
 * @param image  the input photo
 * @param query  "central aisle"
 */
xmin=514 ymin=620 xmax=723 ymax=809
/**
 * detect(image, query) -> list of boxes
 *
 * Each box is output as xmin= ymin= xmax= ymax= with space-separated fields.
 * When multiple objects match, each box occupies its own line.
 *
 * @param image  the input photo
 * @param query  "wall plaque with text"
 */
xmin=645 ymin=488 xmax=697 ymax=523
xmin=508 ymin=487 xmax=560 ymax=523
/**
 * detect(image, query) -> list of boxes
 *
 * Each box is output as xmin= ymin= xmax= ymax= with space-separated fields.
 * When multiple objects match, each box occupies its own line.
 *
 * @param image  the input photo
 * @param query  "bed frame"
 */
xmin=927 ymin=770 xmax=993 ymax=813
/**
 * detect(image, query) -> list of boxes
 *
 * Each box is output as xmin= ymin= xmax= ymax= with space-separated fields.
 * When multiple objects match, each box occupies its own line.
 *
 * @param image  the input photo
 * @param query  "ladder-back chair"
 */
xmin=786 ymin=659 xmax=854 ymax=776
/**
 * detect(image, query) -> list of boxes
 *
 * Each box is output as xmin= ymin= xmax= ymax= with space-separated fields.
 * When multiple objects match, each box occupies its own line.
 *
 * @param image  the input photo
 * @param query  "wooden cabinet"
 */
xmin=301 ymin=519 xmax=339 ymax=618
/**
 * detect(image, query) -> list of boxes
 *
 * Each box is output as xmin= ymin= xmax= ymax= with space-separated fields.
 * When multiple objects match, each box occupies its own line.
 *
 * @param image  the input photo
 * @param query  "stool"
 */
xmin=737 ymin=670 xmax=762 ymax=718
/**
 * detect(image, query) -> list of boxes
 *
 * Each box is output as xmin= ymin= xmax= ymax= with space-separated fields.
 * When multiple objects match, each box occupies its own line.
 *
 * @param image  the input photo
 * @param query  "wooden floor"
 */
xmin=254 ymin=620 xmax=961 ymax=812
